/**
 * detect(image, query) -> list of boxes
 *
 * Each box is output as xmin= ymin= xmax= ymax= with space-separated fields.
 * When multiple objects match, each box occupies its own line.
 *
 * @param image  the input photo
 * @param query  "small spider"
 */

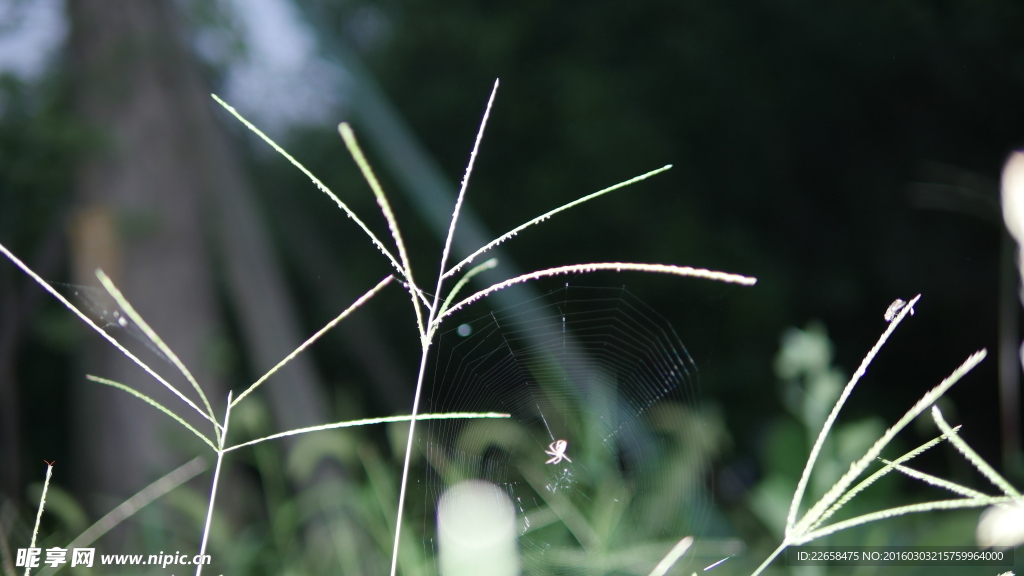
xmin=545 ymin=439 xmax=572 ymax=465
xmin=884 ymin=298 xmax=914 ymax=323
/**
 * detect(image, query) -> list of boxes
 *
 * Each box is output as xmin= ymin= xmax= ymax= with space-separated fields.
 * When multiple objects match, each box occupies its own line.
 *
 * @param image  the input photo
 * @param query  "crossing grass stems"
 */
xmin=2 ymin=80 xmax=1013 ymax=576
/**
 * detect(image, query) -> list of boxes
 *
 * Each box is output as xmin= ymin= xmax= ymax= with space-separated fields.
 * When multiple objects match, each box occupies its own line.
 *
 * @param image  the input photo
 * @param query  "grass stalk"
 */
xmin=799 ymin=496 xmax=1012 ymax=542
xmin=794 ymin=349 xmax=987 ymax=536
xmin=231 ymin=275 xmax=395 ymax=407
xmin=437 ymin=78 xmax=499 ymax=281
xmin=25 ymin=464 xmax=53 ymax=576
xmin=745 ymin=347 xmax=989 ymax=576
xmin=212 ymin=94 xmax=406 ymax=277
xmin=786 ymin=294 xmax=920 ymax=536
xmin=880 ymin=459 xmax=991 ymax=499
xmin=338 ymin=123 xmax=428 ymax=336
xmin=37 ymin=457 xmax=207 ymax=576
xmin=389 ymin=343 xmax=432 ymax=576
xmin=95 ymin=269 xmax=219 ymax=435
xmin=809 ymin=427 xmax=960 ymax=531
xmin=443 ymin=164 xmax=674 ymax=279
xmin=931 ymin=406 xmax=1021 ymax=498
xmin=437 ymin=257 xmax=498 ymax=319
xmin=436 ymin=262 xmax=757 ymax=324
xmin=0 ymin=242 xmax=217 ymax=427
xmin=388 ymin=79 xmax=502 ymax=576
xmin=195 ymin=392 xmax=231 ymax=576
xmin=3 ymin=83 xmax=760 ymax=576
xmin=224 ymin=412 xmax=510 ymax=452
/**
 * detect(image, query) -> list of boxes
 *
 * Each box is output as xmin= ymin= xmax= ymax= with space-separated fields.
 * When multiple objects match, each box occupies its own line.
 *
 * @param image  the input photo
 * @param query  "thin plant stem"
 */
xmin=389 ymin=343 xmax=432 ymax=576
xmin=338 ymin=123 xmax=428 ymax=336
xmin=809 ymin=427 xmax=960 ymax=531
xmin=750 ymin=543 xmax=788 ymax=576
xmin=749 ymin=350 xmax=988 ymax=576
xmin=786 ymin=295 xmax=920 ymax=536
xmin=932 ymin=406 xmax=1021 ymax=498
xmin=231 ymin=275 xmax=394 ymax=407
xmin=880 ymin=459 xmax=990 ymax=499
xmin=195 ymin=392 xmax=231 ymax=576
xmin=86 ymin=376 xmax=217 ymax=450
xmin=210 ymin=88 xmax=759 ymax=576
xmin=800 ymin=497 xmax=1011 ymax=543
xmin=26 ymin=463 xmax=52 ymax=576
xmin=437 ymin=78 xmax=498 ymax=283
xmin=389 ymin=79 xmax=502 ymax=576
xmin=339 ymin=123 xmax=416 ymax=278
xmin=436 ymin=262 xmax=757 ymax=325
xmin=793 ymin=349 xmax=987 ymax=536
xmin=38 ymin=458 xmax=207 ymax=576
xmin=0 ymin=242 xmax=217 ymax=427
xmin=438 ymin=258 xmax=498 ymax=319
xmin=444 ymin=164 xmax=674 ymax=279
xmin=212 ymin=95 xmax=406 ymax=277
xmin=223 ymin=412 xmax=510 ymax=452
xmin=95 ymin=270 xmax=219 ymax=437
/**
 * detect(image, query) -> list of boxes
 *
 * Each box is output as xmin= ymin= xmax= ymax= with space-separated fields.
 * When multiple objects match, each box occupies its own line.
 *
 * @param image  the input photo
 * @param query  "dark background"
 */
xmin=1 ymin=0 xmax=1022 ymax=572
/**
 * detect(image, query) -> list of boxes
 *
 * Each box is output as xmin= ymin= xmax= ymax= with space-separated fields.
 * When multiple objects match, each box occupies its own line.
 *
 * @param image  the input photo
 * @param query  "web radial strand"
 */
xmin=408 ymin=285 xmax=713 ymax=574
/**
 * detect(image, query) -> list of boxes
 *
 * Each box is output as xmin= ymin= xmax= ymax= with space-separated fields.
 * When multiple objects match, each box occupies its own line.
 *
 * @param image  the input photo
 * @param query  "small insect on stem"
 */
xmin=545 ymin=439 xmax=572 ymax=465
xmin=884 ymin=298 xmax=914 ymax=323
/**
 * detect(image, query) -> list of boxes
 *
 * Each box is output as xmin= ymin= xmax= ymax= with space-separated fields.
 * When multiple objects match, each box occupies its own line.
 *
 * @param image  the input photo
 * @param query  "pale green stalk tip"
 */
xmin=94 ymin=268 xmax=219 ymax=435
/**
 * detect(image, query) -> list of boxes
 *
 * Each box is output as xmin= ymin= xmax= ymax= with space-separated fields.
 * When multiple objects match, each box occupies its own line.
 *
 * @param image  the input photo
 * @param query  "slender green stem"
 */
xmin=786 ymin=295 xmax=920 ymax=536
xmin=443 ymin=164 xmax=674 ymax=279
xmin=96 ymin=270 xmax=219 ymax=438
xmin=800 ymin=497 xmax=1010 ymax=543
xmin=0 ymin=241 xmax=217 ymax=427
xmin=793 ymin=349 xmax=987 ymax=536
xmin=37 ymin=458 xmax=207 ymax=576
xmin=436 ymin=262 xmax=757 ymax=326
xmin=231 ymin=275 xmax=394 ymax=407
xmin=25 ymin=464 xmax=53 ymax=576
xmin=881 ymin=459 xmax=991 ymax=499
xmin=932 ymin=406 xmax=1021 ymax=498
xmin=224 ymin=412 xmax=509 ymax=452
xmin=195 ymin=392 xmax=231 ymax=576
xmin=389 ymin=79 xmax=500 ymax=576
xmin=437 ymin=258 xmax=498 ymax=319
xmin=809 ymin=426 xmax=960 ymax=531
xmin=389 ymin=343 xmax=432 ymax=576
xmin=338 ymin=123 xmax=427 ymax=337
xmin=211 ymin=95 xmax=405 ymax=277
xmin=749 ymin=542 xmax=788 ymax=576
xmin=437 ymin=79 xmax=498 ymax=283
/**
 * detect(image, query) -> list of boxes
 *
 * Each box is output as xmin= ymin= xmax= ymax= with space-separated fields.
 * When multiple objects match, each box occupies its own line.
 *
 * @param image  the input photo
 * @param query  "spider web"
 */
xmin=409 ymin=285 xmax=718 ymax=575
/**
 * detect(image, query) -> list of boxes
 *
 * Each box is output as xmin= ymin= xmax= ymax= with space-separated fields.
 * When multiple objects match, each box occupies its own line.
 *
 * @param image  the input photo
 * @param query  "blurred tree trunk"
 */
xmin=66 ymin=0 xmax=335 ymax=512
xmin=67 ymin=0 xmax=226 ymax=501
